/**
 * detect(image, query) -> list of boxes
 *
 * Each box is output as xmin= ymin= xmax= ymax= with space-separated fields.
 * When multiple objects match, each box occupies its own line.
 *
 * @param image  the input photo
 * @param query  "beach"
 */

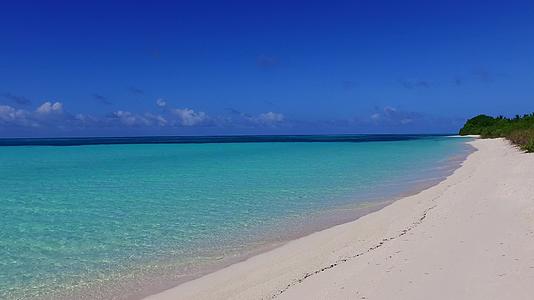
xmin=146 ymin=138 xmax=534 ymax=300
xmin=1 ymin=135 xmax=472 ymax=300
xmin=4 ymin=2 xmax=534 ymax=299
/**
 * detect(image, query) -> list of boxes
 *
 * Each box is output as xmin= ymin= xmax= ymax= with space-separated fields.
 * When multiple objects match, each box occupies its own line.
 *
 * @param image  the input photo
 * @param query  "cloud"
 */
xmin=107 ymin=111 xmax=168 ymax=127
xmin=73 ymin=113 xmax=99 ymax=126
xmin=0 ymin=101 xmax=208 ymax=132
xmin=36 ymin=101 xmax=63 ymax=114
xmin=225 ymin=108 xmax=286 ymax=127
xmin=0 ymin=105 xmax=33 ymax=126
xmin=145 ymin=113 xmax=168 ymax=126
xmin=370 ymin=106 xmax=421 ymax=125
xmin=129 ymin=87 xmax=145 ymax=95
xmin=254 ymin=112 xmax=285 ymax=125
xmin=398 ymin=79 xmax=431 ymax=89
xmin=257 ymin=55 xmax=279 ymax=69
xmin=171 ymin=108 xmax=208 ymax=126
xmin=0 ymin=102 xmax=62 ymax=128
xmin=0 ymin=100 xmax=289 ymax=135
xmin=0 ymin=105 xmax=18 ymax=122
xmin=2 ymin=92 xmax=31 ymax=106
xmin=111 ymin=110 xmax=149 ymax=126
xmin=92 ymin=93 xmax=112 ymax=105
xmin=156 ymin=98 xmax=167 ymax=107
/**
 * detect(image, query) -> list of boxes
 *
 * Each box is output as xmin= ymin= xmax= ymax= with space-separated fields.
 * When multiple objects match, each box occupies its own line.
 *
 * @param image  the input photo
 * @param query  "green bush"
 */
xmin=459 ymin=114 xmax=534 ymax=153
xmin=524 ymin=139 xmax=534 ymax=152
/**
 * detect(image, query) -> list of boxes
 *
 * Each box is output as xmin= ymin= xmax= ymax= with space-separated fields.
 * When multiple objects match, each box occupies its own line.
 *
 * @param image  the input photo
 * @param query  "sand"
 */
xmin=145 ymin=138 xmax=534 ymax=300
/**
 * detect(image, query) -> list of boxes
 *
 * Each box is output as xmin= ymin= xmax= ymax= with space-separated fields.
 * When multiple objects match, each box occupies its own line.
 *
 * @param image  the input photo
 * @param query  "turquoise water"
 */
xmin=0 ymin=136 xmax=471 ymax=299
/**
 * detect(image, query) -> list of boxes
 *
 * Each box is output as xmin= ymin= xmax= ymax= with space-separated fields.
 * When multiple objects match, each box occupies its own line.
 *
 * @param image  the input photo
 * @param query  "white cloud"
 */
xmin=144 ymin=113 xmax=168 ymax=126
xmin=1 ymin=100 xmax=289 ymax=133
xmin=254 ymin=112 xmax=284 ymax=125
xmin=156 ymin=98 xmax=167 ymax=107
xmin=0 ymin=101 xmax=214 ymax=132
xmin=0 ymin=105 xmax=18 ymax=122
xmin=172 ymin=108 xmax=207 ymax=126
xmin=0 ymin=104 xmax=36 ymax=127
xmin=112 ymin=110 xmax=150 ymax=126
xmin=36 ymin=101 xmax=63 ymax=114
xmin=371 ymin=106 xmax=398 ymax=122
xmin=73 ymin=113 xmax=98 ymax=126
xmin=111 ymin=109 xmax=202 ymax=128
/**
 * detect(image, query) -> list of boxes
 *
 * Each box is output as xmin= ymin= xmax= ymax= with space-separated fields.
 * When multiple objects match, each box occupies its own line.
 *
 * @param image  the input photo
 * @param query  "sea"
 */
xmin=0 ymin=134 xmax=473 ymax=299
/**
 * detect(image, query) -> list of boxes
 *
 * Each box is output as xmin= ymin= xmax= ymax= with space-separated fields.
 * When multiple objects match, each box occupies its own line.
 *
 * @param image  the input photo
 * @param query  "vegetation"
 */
xmin=459 ymin=113 xmax=534 ymax=152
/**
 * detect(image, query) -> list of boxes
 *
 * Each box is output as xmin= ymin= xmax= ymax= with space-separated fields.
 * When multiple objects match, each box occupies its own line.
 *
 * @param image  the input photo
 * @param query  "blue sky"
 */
xmin=1 ymin=1 xmax=534 ymax=137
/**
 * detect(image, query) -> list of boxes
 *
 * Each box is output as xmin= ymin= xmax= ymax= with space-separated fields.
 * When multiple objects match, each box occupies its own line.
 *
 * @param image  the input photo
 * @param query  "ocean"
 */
xmin=0 ymin=135 xmax=472 ymax=299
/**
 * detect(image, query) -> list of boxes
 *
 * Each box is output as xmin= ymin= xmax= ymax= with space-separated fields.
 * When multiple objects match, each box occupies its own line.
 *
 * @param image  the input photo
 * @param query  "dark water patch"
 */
xmin=0 ymin=134 xmax=453 ymax=147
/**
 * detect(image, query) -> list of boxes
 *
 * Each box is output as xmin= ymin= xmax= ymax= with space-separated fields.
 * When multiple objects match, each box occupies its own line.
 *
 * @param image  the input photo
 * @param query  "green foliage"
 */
xmin=459 ymin=113 xmax=534 ymax=152
xmin=525 ymin=139 xmax=534 ymax=152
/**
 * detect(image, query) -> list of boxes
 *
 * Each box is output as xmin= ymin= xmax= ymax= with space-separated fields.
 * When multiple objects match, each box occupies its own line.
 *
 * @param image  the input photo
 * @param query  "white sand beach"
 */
xmin=145 ymin=138 xmax=534 ymax=300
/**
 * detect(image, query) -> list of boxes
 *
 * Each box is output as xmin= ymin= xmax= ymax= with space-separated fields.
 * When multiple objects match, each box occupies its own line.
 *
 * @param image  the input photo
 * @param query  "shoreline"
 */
xmin=12 ymin=137 xmax=471 ymax=300
xmin=146 ymin=138 xmax=534 ymax=299
xmin=141 ymin=139 xmax=499 ymax=300
xmin=131 ymin=141 xmax=473 ymax=300
xmin=42 ymin=139 xmax=475 ymax=300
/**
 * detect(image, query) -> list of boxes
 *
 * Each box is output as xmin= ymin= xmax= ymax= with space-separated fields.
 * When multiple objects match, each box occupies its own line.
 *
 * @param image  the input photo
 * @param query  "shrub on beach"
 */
xmin=459 ymin=113 xmax=534 ymax=153
xmin=525 ymin=139 xmax=534 ymax=152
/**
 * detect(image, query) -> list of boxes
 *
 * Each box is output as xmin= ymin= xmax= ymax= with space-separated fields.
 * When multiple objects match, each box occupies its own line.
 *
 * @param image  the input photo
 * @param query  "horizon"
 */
xmin=2 ymin=1 xmax=534 ymax=137
xmin=0 ymin=133 xmax=458 ymax=147
xmin=0 ymin=132 xmax=457 ymax=139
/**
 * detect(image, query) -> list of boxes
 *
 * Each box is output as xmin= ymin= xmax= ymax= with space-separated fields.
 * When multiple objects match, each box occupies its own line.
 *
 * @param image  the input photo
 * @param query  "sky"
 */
xmin=1 ymin=0 xmax=534 ymax=137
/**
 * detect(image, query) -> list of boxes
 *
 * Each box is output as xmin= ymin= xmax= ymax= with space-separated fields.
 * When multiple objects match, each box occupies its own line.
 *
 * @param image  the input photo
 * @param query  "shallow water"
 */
xmin=0 ymin=135 xmax=472 ymax=299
